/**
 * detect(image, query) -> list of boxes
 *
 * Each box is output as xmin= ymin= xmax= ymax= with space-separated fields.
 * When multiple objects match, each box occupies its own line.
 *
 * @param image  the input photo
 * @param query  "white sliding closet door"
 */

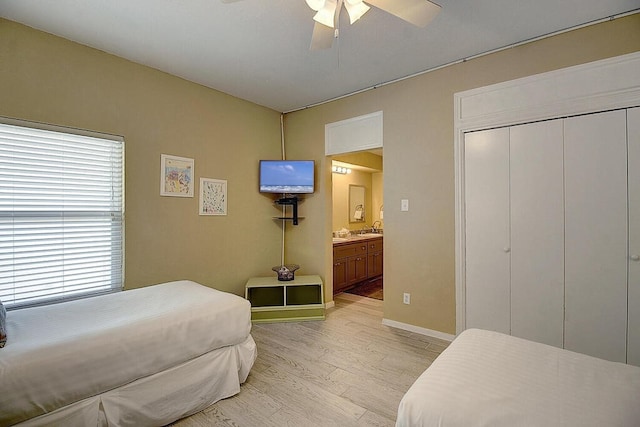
xmin=464 ymin=128 xmax=511 ymax=334
xmin=509 ymin=120 xmax=564 ymax=348
xmin=628 ymin=107 xmax=640 ymax=367
xmin=564 ymin=110 xmax=628 ymax=363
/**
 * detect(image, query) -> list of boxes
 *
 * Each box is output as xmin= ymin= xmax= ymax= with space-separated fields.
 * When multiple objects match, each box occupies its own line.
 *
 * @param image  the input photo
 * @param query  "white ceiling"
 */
xmin=1 ymin=0 xmax=638 ymax=112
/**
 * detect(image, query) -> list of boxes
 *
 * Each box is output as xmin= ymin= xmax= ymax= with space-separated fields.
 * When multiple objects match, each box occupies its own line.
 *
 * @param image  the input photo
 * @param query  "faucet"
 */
xmin=372 ymin=221 xmax=382 ymax=232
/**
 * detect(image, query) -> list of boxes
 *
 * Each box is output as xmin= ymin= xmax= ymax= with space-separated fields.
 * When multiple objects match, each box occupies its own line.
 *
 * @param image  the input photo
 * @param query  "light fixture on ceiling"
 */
xmin=332 ymin=166 xmax=352 ymax=174
xmin=344 ymin=0 xmax=370 ymax=24
xmin=305 ymin=0 xmax=441 ymax=50
xmin=307 ymin=0 xmax=338 ymax=27
xmin=222 ymin=0 xmax=441 ymax=51
xmin=306 ymin=0 xmax=370 ymax=27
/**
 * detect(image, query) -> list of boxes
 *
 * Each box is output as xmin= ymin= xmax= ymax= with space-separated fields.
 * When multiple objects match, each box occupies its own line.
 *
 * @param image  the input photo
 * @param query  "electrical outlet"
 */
xmin=403 ymin=293 xmax=411 ymax=304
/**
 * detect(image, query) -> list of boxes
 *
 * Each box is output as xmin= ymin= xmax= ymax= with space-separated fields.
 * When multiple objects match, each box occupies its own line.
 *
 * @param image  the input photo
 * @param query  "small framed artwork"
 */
xmin=160 ymin=154 xmax=194 ymax=197
xmin=199 ymin=178 xmax=227 ymax=216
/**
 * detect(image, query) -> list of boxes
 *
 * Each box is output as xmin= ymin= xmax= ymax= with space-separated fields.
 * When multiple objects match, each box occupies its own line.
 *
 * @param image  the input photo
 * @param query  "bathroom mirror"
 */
xmin=349 ymin=185 xmax=365 ymax=223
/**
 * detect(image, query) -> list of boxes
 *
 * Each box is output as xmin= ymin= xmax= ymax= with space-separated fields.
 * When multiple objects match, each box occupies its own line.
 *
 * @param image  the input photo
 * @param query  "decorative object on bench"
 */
xmin=0 ymin=280 xmax=256 ymax=426
xmin=272 ymin=264 xmax=300 ymax=281
xmin=396 ymin=328 xmax=640 ymax=427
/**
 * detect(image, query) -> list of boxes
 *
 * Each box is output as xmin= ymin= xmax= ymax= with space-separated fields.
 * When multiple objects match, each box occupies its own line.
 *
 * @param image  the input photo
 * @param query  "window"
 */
xmin=0 ymin=120 xmax=124 ymax=308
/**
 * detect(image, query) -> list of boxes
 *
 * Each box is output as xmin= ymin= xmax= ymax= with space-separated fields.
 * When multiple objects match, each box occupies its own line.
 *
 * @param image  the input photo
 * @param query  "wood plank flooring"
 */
xmin=171 ymin=293 xmax=449 ymax=427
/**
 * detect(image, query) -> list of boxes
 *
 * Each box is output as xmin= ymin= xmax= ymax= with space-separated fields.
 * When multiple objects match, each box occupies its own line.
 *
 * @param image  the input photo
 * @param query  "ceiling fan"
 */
xmin=306 ymin=0 xmax=441 ymax=50
xmin=221 ymin=0 xmax=441 ymax=51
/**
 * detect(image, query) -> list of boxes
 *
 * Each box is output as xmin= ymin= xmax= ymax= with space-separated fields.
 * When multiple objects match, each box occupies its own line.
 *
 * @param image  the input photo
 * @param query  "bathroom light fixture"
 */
xmin=332 ymin=166 xmax=352 ymax=174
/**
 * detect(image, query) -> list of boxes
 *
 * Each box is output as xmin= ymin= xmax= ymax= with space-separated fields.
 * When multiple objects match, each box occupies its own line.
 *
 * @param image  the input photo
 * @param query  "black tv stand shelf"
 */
xmin=273 ymin=216 xmax=305 ymax=222
xmin=274 ymin=196 xmax=301 ymax=225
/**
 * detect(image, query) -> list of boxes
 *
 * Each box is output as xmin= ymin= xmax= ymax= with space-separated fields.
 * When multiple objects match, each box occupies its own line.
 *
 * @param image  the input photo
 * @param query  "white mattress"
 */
xmin=0 ymin=280 xmax=253 ymax=426
xmin=396 ymin=328 xmax=640 ymax=427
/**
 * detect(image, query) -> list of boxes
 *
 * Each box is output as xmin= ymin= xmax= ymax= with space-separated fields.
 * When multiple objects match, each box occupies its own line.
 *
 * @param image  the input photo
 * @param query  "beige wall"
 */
xmin=0 ymin=19 xmax=284 ymax=296
xmin=333 ymin=151 xmax=383 ymax=170
xmin=372 ymin=172 xmax=383 ymax=227
xmin=284 ymin=14 xmax=640 ymax=335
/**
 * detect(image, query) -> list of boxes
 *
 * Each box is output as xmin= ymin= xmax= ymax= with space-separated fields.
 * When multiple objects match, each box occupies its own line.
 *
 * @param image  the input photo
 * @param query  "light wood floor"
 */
xmin=171 ymin=293 xmax=449 ymax=427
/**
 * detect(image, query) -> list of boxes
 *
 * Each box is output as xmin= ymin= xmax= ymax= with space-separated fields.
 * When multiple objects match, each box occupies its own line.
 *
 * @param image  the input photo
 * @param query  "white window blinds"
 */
xmin=0 ymin=121 xmax=124 ymax=308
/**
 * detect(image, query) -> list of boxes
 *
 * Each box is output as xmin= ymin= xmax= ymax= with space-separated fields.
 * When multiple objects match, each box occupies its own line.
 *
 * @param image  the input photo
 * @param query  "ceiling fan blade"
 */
xmin=310 ymin=22 xmax=335 ymax=50
xmin=365 ymin=0 xmax=441 ymax=27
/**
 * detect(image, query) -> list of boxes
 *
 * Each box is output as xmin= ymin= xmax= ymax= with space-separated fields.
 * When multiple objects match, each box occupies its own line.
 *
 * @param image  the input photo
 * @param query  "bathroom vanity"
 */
xmin=332 ymin=234 xmax=383 ymax=294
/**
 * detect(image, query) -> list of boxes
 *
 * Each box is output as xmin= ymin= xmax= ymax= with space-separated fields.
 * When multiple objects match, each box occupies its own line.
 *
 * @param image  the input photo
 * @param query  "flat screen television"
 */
xmin=259 ymin=160 xmax=315 ymax=194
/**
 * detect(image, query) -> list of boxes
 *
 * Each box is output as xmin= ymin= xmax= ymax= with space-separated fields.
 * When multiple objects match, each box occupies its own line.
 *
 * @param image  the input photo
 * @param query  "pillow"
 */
xmin=0 ymin=299 xmax=6 ymax=348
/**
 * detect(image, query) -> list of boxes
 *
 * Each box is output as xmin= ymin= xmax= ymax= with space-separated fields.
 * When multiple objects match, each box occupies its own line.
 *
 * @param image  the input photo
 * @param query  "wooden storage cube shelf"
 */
xmin=246 ymin=286 xmax=284 ymax=307
xmin=286 ymin=285 xmax=321 ymax=305
xmin=245 ymin=275 xmax=325 ymax=323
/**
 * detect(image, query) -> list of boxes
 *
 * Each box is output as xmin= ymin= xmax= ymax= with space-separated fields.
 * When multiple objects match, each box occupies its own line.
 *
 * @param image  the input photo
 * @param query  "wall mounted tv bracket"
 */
xmin=275 ymin=196 xmax=299 ymax=225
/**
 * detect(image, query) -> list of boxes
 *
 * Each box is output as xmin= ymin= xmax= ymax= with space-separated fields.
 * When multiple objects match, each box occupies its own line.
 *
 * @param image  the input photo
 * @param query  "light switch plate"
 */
xmin=401 ymin=199 xmax=409 ymax=211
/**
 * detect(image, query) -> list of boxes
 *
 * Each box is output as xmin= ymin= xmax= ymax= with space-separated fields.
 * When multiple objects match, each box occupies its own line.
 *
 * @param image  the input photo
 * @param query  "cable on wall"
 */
xmin=280 ymin=113 xmax=286 ymax=266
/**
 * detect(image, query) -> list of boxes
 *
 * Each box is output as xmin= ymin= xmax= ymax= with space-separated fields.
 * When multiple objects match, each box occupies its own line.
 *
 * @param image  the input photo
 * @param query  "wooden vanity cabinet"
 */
xmin=348 ymin=253 xmax=368 ymax=285
xmin=333 ymin=237 xmax=383 ymax=294
xmin=333 ymin=257 xmax=348 ymax=292
xmin=367 ymin=238 xmax=383 ymax=278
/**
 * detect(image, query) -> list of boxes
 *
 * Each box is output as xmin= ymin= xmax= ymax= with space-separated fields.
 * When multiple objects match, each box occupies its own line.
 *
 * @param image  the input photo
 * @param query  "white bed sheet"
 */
xmin=1 ymin=280 xmax=253 ymax=426
xmin=396 ymin=328 xmax=640 ymax=427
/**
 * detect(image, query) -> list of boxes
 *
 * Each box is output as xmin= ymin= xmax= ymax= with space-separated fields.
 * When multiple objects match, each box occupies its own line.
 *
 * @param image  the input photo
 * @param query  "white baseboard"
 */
xmin=325 ymin=300 xmax=335 ymax=309
xmin=382 ymin=318 xmax=456 ymax=342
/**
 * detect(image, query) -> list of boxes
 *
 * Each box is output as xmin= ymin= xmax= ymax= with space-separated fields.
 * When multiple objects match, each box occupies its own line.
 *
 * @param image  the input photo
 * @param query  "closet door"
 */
xmin=564 ymin=110 xmax=628 ymax=363
xmin=509 ymin=120 xmax=564 ymax=348
xmin=628 ymin=107 xmax=640 ymax=367
xmin=464 ymin=128 xmax=510 ymax=334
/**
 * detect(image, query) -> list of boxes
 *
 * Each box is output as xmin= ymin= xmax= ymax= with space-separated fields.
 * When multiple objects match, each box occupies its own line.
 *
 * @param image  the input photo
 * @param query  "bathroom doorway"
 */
xmin=330 ymin=150 xmax=384 ymax=300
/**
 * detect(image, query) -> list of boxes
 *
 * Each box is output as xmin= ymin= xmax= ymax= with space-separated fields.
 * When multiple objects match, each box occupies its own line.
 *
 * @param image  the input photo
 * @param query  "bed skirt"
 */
xmin=15 ymin=335 xmax=256 ymax=427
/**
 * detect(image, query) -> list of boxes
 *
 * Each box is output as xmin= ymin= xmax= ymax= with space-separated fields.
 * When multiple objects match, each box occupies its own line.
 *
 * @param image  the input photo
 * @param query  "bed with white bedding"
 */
xmin=0 ymin=280 xmax=257 ymax=427
xmin=396 ymin=328 xmax=640 ymax=427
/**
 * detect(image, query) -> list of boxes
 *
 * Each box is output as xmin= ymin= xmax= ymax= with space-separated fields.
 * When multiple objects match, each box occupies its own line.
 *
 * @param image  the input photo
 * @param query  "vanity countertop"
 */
xmin=332 ymin=234 xmax=383 ymax=245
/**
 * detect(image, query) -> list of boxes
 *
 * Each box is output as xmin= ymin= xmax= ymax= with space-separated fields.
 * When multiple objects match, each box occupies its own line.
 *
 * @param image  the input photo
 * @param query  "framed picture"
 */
xmin=199 ymin=178 xmax=227 ymax=216
xmin=160 ymin=154 xmax=194 ymax=197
